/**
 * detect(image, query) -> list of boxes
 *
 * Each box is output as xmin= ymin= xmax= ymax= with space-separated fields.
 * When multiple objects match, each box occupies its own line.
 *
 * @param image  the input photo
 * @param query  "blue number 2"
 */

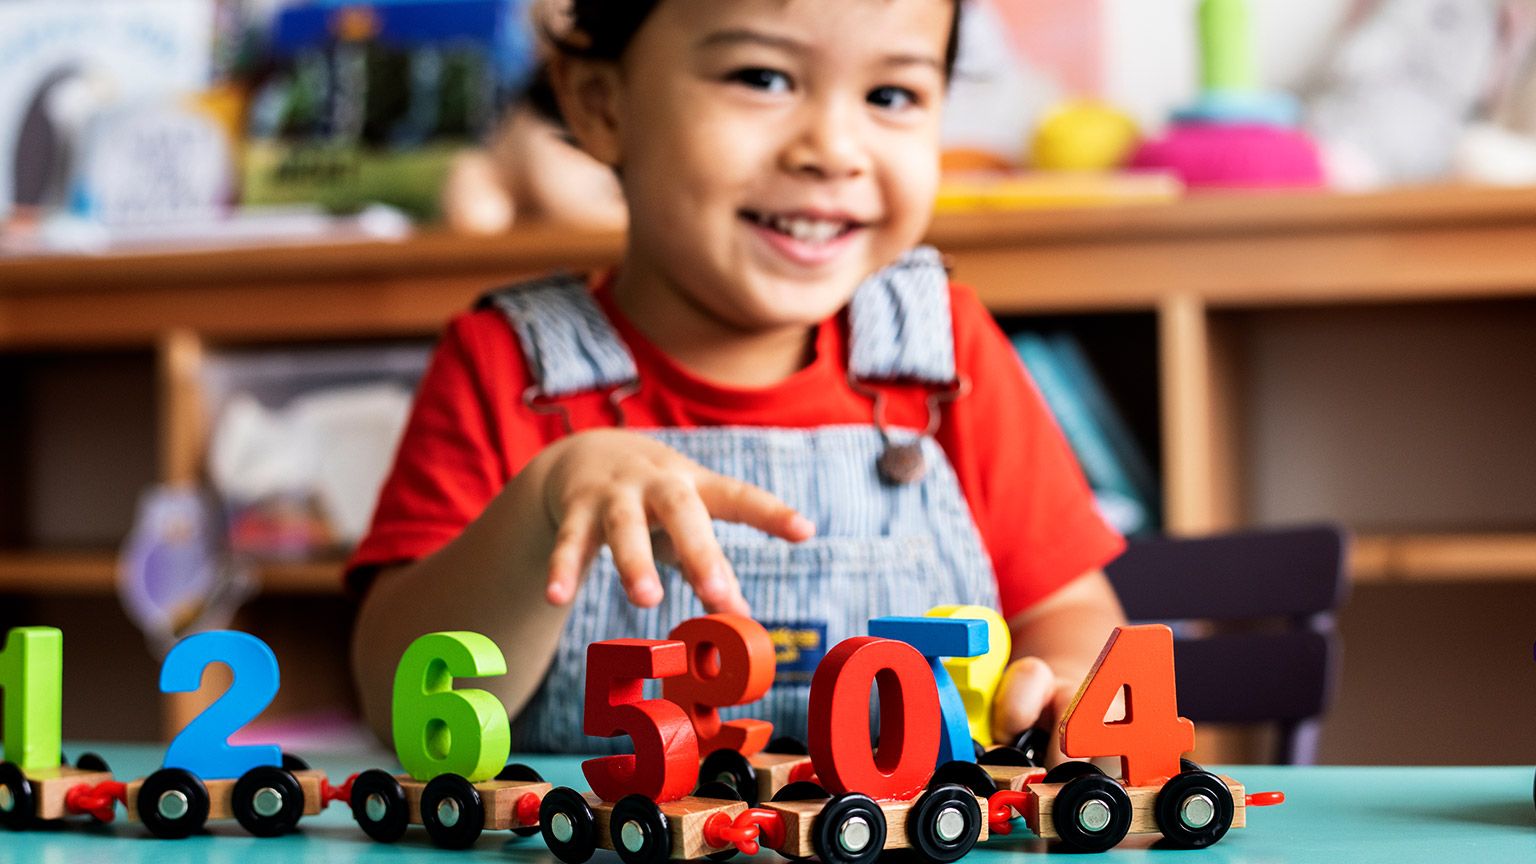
xmin=161 ymin=631 xmax=282 ymax=780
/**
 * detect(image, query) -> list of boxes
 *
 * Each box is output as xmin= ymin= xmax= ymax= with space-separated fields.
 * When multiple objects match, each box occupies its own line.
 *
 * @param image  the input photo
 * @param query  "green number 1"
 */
xmin=0 ymin=627 xmax=63 ymax=772
xmin=392 ymin=632 xmax=510 ymax=783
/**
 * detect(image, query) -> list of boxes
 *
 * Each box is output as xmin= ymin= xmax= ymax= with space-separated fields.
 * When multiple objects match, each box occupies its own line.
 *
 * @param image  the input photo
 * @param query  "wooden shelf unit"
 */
xmin=5 ymin=185 xmax=1536 ymax=572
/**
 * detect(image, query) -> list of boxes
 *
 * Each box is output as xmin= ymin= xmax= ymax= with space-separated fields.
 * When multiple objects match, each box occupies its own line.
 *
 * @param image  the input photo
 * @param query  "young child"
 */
xmin=348 ymin=0 xmax=1127 ymax=757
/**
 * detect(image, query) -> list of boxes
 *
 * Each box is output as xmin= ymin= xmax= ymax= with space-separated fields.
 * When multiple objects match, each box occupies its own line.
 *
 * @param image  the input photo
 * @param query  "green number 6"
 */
xmin=392 ymin=632 xmax=511 ymax=783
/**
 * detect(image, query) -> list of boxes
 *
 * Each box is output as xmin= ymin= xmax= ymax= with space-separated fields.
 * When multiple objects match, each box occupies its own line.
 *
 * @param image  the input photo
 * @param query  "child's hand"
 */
xmin=992 ymin=656 xmax=1075 ymax=765
xmin=536 ymin=429 xmax=816 ymax=614
xmin=993 ymin=655 xmax=1127 ymax=767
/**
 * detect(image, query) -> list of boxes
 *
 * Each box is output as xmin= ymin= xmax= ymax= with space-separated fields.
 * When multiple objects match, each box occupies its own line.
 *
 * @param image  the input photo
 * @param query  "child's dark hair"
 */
xmin=554 ymin=0 xmax=964 ymax=80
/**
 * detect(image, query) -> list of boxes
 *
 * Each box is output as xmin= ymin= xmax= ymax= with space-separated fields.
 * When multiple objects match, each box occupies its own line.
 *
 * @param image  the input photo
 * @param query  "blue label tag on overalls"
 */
xmin=762 ymin=621 xmax=827 ymax=685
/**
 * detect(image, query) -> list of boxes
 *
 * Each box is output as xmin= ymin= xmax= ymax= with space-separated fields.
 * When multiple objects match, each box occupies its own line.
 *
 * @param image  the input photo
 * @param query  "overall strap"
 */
xmin=847 ymin=245 xmax=957 ymax=386
xmin=478 ymin=273 xmax=638 ymax=398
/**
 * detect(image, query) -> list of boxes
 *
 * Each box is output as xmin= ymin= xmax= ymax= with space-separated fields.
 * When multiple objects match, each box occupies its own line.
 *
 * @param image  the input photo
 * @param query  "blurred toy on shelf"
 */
xmin=1030 ymin=101 xmax=1141 ymax=173
xmin=1304 ymin=0 xmax=1505 ymax=190
xmin=243 ymin=0 xmax=539 ymax=221
xmin=1131 ymin=0 xmax=1325 ymax=190
xmin=0 ymin=0 xmax=215 ymax=229
xmin=1451 ymin=1 xmax=1536 ymax=187
xmin=118 ymin=487 xmax=256 ymax=657
xmin=202 ymin=344 xmax=430 ymax=561
xmin=440 ymin=68 xmax=627 ymax=235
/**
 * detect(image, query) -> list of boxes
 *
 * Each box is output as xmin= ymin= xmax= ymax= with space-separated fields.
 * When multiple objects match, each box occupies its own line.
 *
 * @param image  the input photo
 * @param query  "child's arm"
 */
xmin=350 ymin=428 xmax=813 ymax=746
xmin=991 ymin=568 xmax=1127 ymax=763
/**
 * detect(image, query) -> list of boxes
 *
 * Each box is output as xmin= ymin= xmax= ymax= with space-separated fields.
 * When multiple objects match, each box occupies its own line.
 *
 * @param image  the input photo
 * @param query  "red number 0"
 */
xmin=1059 ymin=625 xmax=1195 ymax=787
xmin=807 ymin=636 xmax=940 ymax=800
xmin=582 ymin=639 xmax=700 ymax=803
xmin=663 ymin=614 xmax=776 ymax=756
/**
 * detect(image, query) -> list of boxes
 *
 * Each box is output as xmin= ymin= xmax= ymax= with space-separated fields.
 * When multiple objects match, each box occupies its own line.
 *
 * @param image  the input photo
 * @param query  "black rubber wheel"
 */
xmin=422 ymin=773 xmax=486 ymax=850
xmin=497 ymin=762 xmax=544 ymax=783
xmin=771 ymin=781 xmax=831 ymax=802
xmin=929 ymin=760 xmax=998 ymax=797
xmin=1051 ymin=774 xmax=1132 ymax=854
xmin=137 ymin=768 xmax=210 ymax=839
xmin=497 ymin=763 xmax=546 ymax=837
xmin=700 ymin=748 xmax=760 ymax=807
xmin=1180 ymin=758 xmax=1202 ymax=774
xmin=540 ymin=786 xmax=598 ymax=864
xmin=1154 ymin=770 xmax=1234 ymax=849
xmin=74 ymin=753 xmax=111 ymax=774
xmin=767 ymin=780 xmax=827 ymax=860
xmin=764 ymin=736 xmax=809 ymax=756
xmin=811 ymin=793 xmax=886 ymax=864
xmin=1010 ymin=729 xmax=1049 ymax=767
xmin=281 ymin=753 xmax=311 ymax=772
xmin=692 ymin=782 xmax=742 ymax=861
xmin=0 ymin=762 xmax=37 ymax=831
xmin=908 ymin=783 xmax=983 ymax=863
xmin=350 ymin=769 xmax=409 ymax=843
xmin=232 ymin=764 xmax=305 ymax=837
xmin=977 ymin=746 xmax=1031 ymax=767
xmin=1043 ymin=760 xmax=1105 ymax=785
xmin=610 ymin=793 xmax=673 ymax=864
xmin=972 ymin=739 xmax=987 ymax=761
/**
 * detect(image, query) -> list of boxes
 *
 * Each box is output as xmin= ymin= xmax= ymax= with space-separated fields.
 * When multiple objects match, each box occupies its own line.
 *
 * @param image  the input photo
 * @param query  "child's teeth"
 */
xmin=770 ymin=215 xmax=844 ymax=244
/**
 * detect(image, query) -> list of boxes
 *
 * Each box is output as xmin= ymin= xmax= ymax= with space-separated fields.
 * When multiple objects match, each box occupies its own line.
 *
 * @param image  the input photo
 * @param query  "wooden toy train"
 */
xmin=0 ymin=610 xmax=1282 ymax=855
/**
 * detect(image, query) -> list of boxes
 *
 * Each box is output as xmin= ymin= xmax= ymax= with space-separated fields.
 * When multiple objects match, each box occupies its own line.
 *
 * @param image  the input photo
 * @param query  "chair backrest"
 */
xmin=1102 ymin=523 xmax=1349 ymax=764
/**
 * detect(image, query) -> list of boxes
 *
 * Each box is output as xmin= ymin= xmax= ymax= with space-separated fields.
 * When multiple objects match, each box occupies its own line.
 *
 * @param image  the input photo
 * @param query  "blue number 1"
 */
xmin=161 ymin=631 xmax=282 ymax=779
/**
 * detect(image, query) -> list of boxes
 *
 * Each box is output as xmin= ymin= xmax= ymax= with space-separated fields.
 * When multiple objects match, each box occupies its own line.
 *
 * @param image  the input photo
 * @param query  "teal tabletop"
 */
xmin=2 ymin=745 xmax=1534 ymax=863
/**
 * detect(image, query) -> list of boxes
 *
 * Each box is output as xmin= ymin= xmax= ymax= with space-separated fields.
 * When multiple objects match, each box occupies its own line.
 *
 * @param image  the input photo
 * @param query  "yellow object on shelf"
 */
xmin=934 ymin=170 xmax=1183 ymax=213
xmin=1031 ymin=101 xmax=1141 ymax=172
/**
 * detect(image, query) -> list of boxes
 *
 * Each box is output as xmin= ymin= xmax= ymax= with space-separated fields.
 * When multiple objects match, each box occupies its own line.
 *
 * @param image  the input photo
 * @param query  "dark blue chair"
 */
xmin=1103 ymin=524 xmax=1349 ymax=765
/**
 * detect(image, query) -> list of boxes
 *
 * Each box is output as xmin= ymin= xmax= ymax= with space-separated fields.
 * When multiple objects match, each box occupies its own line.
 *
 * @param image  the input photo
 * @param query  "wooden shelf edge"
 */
xmin=0 ymin=552 xmax=346 ymax=596
xmin=1349 ymin=533 xmax=1536 ymax=583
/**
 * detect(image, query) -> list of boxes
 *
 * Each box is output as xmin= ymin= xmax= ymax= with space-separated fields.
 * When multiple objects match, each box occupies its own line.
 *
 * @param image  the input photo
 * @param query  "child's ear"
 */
xmin=548 ymin=53 xmax=625 ymax=168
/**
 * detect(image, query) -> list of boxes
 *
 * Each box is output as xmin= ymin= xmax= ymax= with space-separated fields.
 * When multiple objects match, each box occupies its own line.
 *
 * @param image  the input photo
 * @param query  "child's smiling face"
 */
xmin=562 ymin=0 xmax=952 ymax=342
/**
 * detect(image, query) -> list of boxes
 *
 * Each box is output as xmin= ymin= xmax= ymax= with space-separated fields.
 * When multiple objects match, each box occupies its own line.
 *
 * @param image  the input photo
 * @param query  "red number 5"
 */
xmin=582 ymin=639 xmax=699 ymax=802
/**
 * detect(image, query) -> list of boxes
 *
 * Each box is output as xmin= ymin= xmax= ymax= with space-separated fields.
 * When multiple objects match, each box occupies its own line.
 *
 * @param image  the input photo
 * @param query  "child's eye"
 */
xmin=868 ymin=85 xmax=919 ymax=111
xmin=728 ymin=67 xmax=793 ymax=93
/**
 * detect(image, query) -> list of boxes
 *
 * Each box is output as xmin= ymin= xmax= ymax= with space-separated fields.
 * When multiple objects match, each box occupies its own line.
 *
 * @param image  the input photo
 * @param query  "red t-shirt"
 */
xmin=348 ymin=276 xmax=1123 ymax=619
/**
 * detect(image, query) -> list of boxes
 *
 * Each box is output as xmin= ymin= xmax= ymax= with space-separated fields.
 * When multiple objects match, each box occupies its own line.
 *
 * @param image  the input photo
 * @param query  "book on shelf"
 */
xmin=1010 ymin=331 xmax=1160 ymax=536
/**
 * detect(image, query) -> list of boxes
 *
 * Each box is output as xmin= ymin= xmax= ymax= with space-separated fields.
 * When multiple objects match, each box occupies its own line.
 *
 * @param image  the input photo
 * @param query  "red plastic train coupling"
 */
xmin=516 ymin=791 xmax=542 ymax=828
xmin=987 ymin=789 xmax=1031 ymax=834
xmin=703 ymin=811 xmax=761 ymax=855
xmin=733 ymin=808 xmax=786 ymax=853
xmin=1246 ymin=791 xmax=1285 ymax=807
xmin=788 ymin=761 xmax=818 ymax=785
xmin=320 ymin=773 xmax=359 ymax=808
xmin=64 ymin=781 xmax=127 ymax=823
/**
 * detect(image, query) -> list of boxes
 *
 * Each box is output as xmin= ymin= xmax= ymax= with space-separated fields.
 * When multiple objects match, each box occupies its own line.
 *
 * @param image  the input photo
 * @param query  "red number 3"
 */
xmin=582 ymin=639 xmax=700 ymax=803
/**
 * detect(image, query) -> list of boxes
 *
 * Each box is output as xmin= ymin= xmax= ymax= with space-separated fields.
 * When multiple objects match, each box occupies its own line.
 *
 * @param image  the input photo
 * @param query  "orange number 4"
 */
xmin=1059 ymin=624 xmax=1194 ymax=787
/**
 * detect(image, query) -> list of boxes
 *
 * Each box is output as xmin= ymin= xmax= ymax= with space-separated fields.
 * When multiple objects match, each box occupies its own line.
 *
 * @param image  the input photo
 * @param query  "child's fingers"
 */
xmin=602 ymin=490 xmax=665 ymax=608
xmin=696 ymin=472 xmax=816 ymax=541
xmin=992 ymin=656 xmax=1056 ymax=745
xmin=546 ymin=505 xmax=598 ymax=605
xmin=645 ymin=476 xmax=749 ymax=616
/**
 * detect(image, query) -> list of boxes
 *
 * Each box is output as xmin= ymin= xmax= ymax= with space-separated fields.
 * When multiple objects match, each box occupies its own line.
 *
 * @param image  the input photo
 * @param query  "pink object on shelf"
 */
xmin=1130 ymin=123 xmax=1324 ymax=189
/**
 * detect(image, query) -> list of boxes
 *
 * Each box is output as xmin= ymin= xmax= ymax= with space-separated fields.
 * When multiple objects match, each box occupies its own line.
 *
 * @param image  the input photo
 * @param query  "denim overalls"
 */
xmin=482 ymin=247 xmax=1001 ymax=752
